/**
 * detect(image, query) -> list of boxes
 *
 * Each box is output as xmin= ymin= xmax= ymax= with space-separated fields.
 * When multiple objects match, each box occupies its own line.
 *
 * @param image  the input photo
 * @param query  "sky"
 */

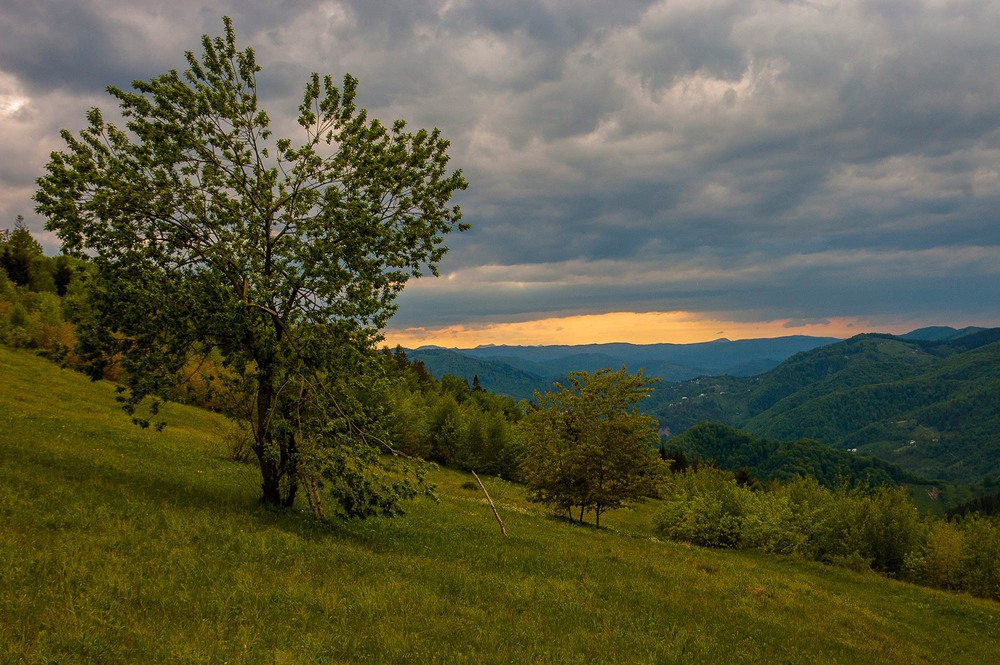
xmin=2 ymin=0 xmax=999 ymax=348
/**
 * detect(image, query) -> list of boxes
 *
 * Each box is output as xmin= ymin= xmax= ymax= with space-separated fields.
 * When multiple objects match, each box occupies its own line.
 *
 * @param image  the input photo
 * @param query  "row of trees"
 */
xmin=381 ymin=355 xmax=668 ymax=526
xmin=1 ymin=217 xmax=87 ymax=293
xmin=655 ymin=466 xmax=1000 ymax=600
xmin=663 ymin=422 xmax=920 ymax=489
xmin=383 ymin=347 xmax=526 ymax=481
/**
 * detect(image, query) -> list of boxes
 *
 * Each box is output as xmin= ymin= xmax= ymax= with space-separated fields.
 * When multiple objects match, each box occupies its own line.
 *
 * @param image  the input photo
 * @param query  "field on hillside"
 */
xmin=1 ymin=347 xmax=998 ymax=663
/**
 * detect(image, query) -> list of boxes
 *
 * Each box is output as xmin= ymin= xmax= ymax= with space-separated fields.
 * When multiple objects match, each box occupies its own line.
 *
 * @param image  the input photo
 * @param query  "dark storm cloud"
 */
xmin=0 ymin=2 xmax=142 ymax=93
xmin=3 ymin=1 xmax=999 ymax=332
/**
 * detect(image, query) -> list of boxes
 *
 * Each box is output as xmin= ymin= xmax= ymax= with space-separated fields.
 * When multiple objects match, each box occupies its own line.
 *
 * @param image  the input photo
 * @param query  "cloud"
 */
xmin=783 ymin=318 xmax=830 ymax=329
xmin=3 ymin=0 xmax=1000 ymax=341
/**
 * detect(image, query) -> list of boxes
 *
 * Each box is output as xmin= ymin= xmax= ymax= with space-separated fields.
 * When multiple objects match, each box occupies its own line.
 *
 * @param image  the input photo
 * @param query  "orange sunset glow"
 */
xmin=381 ymin=311 xmax=918 ymax=349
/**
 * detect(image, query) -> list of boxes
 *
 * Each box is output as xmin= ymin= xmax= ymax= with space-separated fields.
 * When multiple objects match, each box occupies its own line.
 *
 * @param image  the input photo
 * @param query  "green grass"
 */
xmin=1 ymin=347 xmax=998 ymax=663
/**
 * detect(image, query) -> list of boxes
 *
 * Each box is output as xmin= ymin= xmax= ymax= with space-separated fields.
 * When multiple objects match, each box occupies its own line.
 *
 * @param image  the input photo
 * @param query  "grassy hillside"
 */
xmin=1 ymin=347 xmax=998 ymax=663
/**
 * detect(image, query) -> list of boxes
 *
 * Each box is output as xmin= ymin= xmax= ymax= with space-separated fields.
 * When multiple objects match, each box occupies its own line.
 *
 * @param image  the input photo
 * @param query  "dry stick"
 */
xmin=471 ymin=470 xmax=506 ymax=536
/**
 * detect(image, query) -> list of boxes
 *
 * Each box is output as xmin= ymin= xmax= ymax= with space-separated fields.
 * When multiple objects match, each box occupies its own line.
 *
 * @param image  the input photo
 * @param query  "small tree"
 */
xmin=522 ymin=367 xmax=664 ymax=526
xmin=0 ymin=216 xmax=42 ymax=287
xmin=34 ymin=18 xmax=467 ymax=515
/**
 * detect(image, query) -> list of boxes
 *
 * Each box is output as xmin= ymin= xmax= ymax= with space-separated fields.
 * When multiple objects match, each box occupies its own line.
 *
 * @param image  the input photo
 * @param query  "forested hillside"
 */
xmin=399 ymin=347 xmax=546 ymax=400
xmin=654 ymin=331 xmax=1000 ymax=484
xmin=664 ymin=422 xmax=925 ymax=488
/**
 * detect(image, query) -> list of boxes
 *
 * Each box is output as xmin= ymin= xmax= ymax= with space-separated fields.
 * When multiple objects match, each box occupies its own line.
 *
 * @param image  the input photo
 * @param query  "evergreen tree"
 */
xmin=1 ymin=216 xmax=42 ymax=287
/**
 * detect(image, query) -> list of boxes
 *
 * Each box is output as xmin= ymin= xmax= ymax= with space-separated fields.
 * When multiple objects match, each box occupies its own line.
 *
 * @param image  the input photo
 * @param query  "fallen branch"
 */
xmin=472 ymin=470 xmax=506 ymax=537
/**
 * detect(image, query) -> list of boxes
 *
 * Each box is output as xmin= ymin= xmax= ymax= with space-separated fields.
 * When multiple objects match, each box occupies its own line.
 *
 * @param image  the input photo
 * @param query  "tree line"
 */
xmin=0 ymin=219 xmax=88 ymax=356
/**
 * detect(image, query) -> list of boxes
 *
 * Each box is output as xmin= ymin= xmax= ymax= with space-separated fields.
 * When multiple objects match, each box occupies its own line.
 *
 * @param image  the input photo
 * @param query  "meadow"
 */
xmin=1 ymin=347 xmax=998 ymax=663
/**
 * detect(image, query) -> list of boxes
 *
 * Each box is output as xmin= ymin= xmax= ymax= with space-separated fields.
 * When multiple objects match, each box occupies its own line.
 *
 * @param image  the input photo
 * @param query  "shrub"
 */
xmin=655 ymin=468 xmax=748 ymax=548
xmin=956 ymin=515 xmax=1000 ymax=600
xmin=861 ymin=485 xmax=925 ymax=575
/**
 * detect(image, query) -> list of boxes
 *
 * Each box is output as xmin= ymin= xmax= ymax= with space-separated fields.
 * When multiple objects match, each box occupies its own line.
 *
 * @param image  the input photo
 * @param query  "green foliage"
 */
xmin=668 ymin=422 xmax=923 ymax=488
xmin=521 ymin=367 xmax=666 ymax=525
xmin=0 ymin=216 xmax=41 ymax=287
xmin=655 ymin=465 xmax=1000 ymax=600
xmin=948 ymin=488 xmax=1000 ymax=518
xmin=656 ymin=466 xmax=748 ymax=548
xmin=904 ymin=515 xmax=1000 ymax=599
xmin=34 ymin=18 xmax=467 ymax=515
xmin=658 ymin=469 xmax=921 ymax=574
xmin=382 ymin=349 xmax=526 ymax=481
xmin=0 ymin=245 xmax=88 ymax=360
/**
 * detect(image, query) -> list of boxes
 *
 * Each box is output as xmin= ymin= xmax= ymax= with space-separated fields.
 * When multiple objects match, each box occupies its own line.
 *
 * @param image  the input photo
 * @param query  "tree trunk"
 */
xmin=279 ymin=435 xmax=298 ymax=507
xmin=255 ymin=431 xmax=298 ymax=507
xmin=253 ymin=362 xmax=297 ymax=507
xmin=259 ymin=452 xmax=282 ymax=505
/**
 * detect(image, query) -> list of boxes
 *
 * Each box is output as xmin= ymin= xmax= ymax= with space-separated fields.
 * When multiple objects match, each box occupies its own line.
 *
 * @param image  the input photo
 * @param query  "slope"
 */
xmin=1 ymin=347 xmax=998 ymax=663
xmin=655 ymin=330 xmax=1000 ymax=484
xmin=404 ymin=347 xmax=549 ymax=399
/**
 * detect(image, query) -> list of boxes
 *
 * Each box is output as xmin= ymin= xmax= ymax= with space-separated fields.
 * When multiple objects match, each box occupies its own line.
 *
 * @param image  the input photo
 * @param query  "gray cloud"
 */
xmin=3 ymin=0 xmax=1000 ymax=336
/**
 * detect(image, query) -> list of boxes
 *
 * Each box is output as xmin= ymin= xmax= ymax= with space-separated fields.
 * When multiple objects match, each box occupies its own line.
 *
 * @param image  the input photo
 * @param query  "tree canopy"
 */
xmin=34 ymin=17 xmax=467 ymax=515
xmin=521 ymin=367 xmax=665 ymax=526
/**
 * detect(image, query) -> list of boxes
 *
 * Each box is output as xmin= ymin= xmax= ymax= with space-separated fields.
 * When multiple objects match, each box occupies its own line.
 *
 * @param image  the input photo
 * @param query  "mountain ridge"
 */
xmin=405 ymin=334 xmax=841 ymax=399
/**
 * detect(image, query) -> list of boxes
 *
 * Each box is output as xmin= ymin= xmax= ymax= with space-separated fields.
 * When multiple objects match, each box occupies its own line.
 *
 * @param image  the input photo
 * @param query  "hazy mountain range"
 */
xmin=406 ymin=335 xmax=842 ymax=400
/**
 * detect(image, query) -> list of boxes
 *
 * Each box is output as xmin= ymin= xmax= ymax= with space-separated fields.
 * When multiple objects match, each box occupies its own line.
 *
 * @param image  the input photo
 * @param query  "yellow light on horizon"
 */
xmin=381 ymin=311 xmax=916 ymax=349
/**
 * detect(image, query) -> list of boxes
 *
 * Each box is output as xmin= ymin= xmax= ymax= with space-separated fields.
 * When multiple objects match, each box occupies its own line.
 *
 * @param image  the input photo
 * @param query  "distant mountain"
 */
xmin=405 ymin=348 xmax=547 ymax=400
xmin=407 ymin=335 xmax=841 ymax=400
xmin=654 ymin=329 xmax=1000 ymax=484
xmin=901 ymin=326 xmax=987 ymax=342
xmin=461 ymin=336 xmax=841 ymax=376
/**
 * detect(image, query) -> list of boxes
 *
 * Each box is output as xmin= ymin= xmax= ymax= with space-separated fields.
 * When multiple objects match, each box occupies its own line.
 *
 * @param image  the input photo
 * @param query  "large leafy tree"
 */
xmin=521 ymin=367 xmax=665 ymax=526
xmin=34 ymin=18 xmax=467 ymax=514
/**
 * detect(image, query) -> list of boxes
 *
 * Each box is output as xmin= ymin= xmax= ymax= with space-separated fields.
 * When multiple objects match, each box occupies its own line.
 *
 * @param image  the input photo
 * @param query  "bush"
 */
xmin=739 ymin=490 xmax=809 ymax=555
xmin=861 ymin=485 xmax=924 ymax=575
xmin=655 ymin=468 xmax=748 ymax=548
xmin=955 ymin=515 xmax=1000 ymax=600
